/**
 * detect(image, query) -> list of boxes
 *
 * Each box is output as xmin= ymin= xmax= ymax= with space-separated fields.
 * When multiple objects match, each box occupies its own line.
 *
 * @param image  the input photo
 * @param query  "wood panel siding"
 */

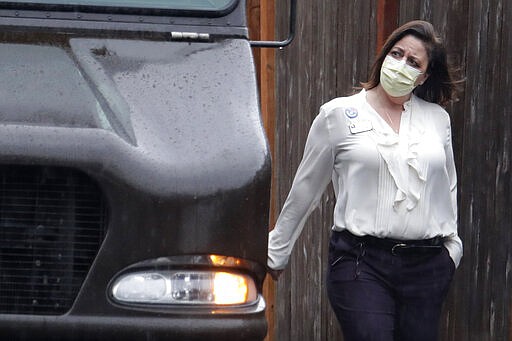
xmin=246 ymin=2 xmax=277 ymax=340
xmin=399 ymin=2 xmax=512 ymax=340
xmin=376 ymin=0 xmax=399 ymax=53
xmin=271 ymin=1 xmax=377 ymax=340
xmin=255 ymin=0 xmax=512 ymax=340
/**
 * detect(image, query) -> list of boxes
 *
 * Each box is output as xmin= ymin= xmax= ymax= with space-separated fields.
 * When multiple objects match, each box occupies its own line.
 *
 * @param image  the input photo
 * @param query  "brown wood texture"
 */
xmin=399 ymin=2 xmax=512 ymax=340
xmin=258 ymin=2 xmax=277 ymax=340
xmin=376 ymin=0 xmax=399 ymax=53
xmin=271 ymin=1 xmax=377 ymax=340
xmin=267 ymin=0 xmax=512 ymax=340
xmin=247 ymin=1 xmax=277 ymax=340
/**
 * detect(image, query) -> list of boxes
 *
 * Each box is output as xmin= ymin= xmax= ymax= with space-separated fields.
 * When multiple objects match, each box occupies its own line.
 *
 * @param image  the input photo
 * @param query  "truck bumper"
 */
xmin=0 ymin=311 xmax=268 ymax=341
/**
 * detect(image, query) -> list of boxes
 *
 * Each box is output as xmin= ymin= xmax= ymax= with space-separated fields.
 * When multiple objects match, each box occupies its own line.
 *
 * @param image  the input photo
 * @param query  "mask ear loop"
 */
xmin=416 ymin=72 xmax=430 ymax=87
xmin=421 ymin=71 xmax=431 ymax=85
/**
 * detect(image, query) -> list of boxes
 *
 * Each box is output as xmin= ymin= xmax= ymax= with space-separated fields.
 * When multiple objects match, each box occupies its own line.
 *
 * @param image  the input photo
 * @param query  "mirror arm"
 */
xmin=249 ymin=0 xmax=296 ymax=48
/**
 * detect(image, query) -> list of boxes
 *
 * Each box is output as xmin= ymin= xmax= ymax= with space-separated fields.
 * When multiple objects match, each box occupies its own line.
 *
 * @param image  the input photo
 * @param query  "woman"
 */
xmin=267 ymin=20 xmax=463 ymax=341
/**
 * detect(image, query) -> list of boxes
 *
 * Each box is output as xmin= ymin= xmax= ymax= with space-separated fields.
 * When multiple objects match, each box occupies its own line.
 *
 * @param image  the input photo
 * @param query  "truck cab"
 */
xmin=0 ymin=0 xmax=271 ymax=339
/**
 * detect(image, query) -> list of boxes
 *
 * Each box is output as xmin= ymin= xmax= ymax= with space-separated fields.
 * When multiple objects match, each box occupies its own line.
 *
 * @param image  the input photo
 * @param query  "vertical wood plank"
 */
xmin=399 ymin=1 xmax=512 ymax=340
xmin=259 ymin=1 xmax=277 ymax=340
xmin=247 ymin=0 xmax=261 ymax=77
xmin=376 ymin=0 xmax=399 ymax=53
xmin=246 ymin=1 xmax=277 ymax=340
xmin=273 ymin=1 xmax=378 ymax=340
xmin=499 ymin=3 xmax=512 ymax=339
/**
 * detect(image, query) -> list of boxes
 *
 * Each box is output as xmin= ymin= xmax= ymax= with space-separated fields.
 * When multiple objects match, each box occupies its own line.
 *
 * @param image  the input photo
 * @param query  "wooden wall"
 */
xmin=263 ymin=0 xmax=512 ymax=340
xmin=271 ymin=1 xmax=377 ymax=340
xmin=398 ymin=1 xmax=512 ymax=340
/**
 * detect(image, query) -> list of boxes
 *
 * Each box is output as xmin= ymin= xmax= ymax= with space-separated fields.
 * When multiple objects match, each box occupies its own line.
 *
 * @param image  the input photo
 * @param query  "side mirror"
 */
xmin=249 ymin=0 xmax=296 ymax=48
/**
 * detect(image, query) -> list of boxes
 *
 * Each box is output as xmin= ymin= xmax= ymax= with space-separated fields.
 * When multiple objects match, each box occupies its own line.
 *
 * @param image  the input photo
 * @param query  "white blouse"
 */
xmin=268 ymin=89 xmax=463 ymax=270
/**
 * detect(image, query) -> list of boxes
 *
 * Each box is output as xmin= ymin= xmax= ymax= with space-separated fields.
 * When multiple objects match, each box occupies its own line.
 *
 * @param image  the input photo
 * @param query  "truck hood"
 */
xmin=0 ymin=38 xmax=268 ymax=196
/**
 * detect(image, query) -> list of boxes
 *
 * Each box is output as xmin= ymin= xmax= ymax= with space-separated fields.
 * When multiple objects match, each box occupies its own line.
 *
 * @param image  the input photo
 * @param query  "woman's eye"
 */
xmin=407 ymin=59 xmax=419 ymax=68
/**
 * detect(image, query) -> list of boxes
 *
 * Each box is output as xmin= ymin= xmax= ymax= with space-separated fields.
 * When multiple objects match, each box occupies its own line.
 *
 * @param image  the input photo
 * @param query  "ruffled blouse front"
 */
xmin=370 ymin=100 xmax=427 ymax=211
xmin=268 ymin=89 xmax=462 ymax=270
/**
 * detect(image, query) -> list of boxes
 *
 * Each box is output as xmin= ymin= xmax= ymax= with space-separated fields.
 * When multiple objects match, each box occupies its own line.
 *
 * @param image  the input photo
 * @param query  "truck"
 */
xmin=0 ymin=0 xmax=295 ymax=339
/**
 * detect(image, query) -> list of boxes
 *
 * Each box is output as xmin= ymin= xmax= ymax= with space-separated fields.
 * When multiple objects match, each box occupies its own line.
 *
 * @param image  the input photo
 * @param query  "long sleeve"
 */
xmin=442 ymin=119 xmax=463 ymax=267
xmin=267 ymin=110 xmax=335 ymax=270
xmin=267 ymin=91 xmax=464 ymax=270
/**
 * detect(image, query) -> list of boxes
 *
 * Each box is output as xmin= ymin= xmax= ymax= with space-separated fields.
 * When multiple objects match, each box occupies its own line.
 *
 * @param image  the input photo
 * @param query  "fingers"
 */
xmin=267 ymin=268 xmax=284 ymax=281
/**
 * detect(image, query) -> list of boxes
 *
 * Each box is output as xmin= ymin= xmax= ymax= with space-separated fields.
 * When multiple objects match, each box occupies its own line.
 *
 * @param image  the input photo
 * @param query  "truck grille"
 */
xmin=0 ymin=165 xmax=107 ymax=315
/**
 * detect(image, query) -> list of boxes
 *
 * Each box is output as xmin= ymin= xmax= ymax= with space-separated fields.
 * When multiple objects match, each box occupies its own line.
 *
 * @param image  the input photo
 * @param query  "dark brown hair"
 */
xmin=362 ymin=20 xmax=460 ymax=106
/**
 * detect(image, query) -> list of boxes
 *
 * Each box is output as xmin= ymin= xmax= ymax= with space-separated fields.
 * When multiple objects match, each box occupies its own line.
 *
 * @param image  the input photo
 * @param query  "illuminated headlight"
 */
xmin=111 ymin=270 xmax=257 ymax=306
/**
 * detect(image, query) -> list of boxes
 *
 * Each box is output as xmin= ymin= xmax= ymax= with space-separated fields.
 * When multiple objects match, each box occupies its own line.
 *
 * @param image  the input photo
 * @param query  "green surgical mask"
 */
xmin=380 ymin=55 xmax=423 ymax=97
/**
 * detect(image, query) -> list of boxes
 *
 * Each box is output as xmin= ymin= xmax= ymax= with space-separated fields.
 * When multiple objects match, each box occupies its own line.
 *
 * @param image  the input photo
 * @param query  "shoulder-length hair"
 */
xmin=362 ymin=20 xmax=460 ymax=106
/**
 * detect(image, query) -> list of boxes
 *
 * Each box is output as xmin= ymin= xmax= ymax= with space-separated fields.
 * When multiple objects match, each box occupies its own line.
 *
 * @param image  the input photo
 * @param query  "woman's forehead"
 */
xmin=392 ymin=35 xmax=428 ymax=59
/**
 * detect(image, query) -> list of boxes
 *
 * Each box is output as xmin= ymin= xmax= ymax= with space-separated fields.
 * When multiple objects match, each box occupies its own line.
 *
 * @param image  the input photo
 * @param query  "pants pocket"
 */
xmin=328 ymin=231 xmax=365 ymax=279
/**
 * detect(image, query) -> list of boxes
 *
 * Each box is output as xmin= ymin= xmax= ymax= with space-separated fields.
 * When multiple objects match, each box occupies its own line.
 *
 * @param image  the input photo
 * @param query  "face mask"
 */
xmin=380 ymin=55 xmax=423 ymax=97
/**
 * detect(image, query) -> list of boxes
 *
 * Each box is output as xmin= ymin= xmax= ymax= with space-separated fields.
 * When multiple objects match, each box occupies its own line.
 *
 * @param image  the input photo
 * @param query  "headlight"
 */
xmin=111 ymin=270 xmax=257 ymax=306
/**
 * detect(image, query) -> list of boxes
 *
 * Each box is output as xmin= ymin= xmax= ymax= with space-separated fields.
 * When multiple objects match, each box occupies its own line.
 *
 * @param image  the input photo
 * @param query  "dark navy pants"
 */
xmin=326 ymin=231 xmax=456 ymax=341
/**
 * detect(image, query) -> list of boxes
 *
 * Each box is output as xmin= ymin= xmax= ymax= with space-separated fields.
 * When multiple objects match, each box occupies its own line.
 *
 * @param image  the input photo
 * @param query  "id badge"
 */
xmin=348 ymin=119 xmax=373 ymax=134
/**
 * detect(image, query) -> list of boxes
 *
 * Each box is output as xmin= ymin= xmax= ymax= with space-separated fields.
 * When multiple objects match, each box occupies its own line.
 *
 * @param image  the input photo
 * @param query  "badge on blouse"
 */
xmin=344 ymin=107 xmax=358 ymax=119
xmin=348 ymin=119 xmax=373 ymax=134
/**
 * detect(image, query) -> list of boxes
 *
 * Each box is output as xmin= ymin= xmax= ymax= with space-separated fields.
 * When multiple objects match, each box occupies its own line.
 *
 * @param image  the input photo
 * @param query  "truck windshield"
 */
xmin=2 ymin=0 xmax=236 ymax=12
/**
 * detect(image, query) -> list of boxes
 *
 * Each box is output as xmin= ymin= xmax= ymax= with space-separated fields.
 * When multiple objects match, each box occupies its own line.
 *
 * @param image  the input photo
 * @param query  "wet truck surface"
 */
xmin=0 ymin=0 xmax=270 ymax=340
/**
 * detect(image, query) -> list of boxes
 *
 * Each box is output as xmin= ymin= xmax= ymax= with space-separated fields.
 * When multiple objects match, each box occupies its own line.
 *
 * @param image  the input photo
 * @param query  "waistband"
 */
xmin=337 ymin=230 xmax=445 ymax=255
